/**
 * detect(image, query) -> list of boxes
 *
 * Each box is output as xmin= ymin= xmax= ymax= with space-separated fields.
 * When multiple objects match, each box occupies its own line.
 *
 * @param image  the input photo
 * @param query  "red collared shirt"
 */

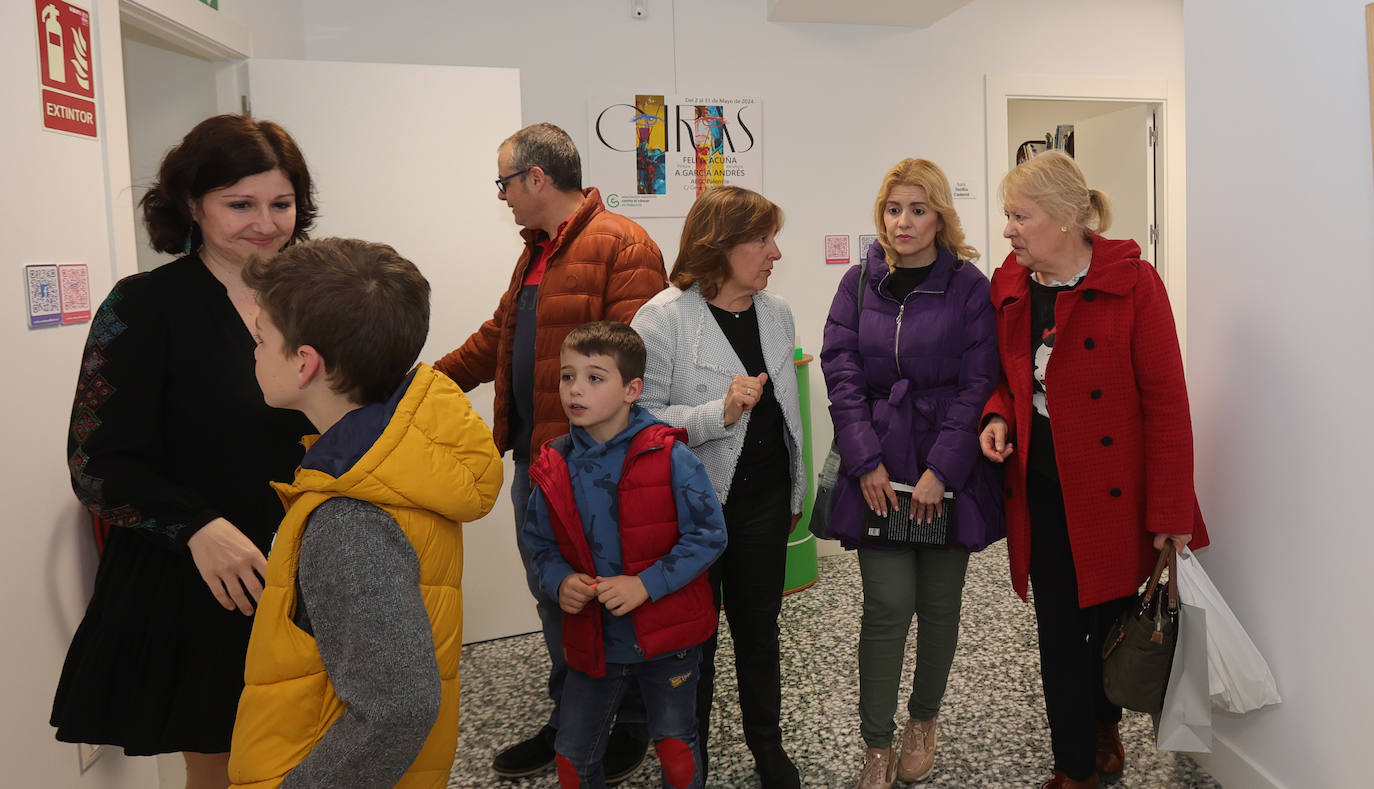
xmin=523 ymin=216 xmax=574 ymax=286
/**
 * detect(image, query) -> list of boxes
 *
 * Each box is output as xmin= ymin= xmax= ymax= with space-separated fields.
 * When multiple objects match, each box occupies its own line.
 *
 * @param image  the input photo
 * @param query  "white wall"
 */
xmin=2 ymin=0 xmax=150 ymax=785
xmin=1184 ymin=2 xmax=1374 ymax=788
xmin=0 ymin=1 xmax=305 ymax=786
xmin=220 ymin=0 xmax=306 ymax=59
xmin=304 ymin=0 xmax=1186 ymax=558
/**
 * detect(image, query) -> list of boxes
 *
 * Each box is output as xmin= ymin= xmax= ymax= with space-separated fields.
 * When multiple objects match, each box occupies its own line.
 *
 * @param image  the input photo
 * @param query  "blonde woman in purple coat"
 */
xmin=820 ymin=158 xmax=1003 ymax=789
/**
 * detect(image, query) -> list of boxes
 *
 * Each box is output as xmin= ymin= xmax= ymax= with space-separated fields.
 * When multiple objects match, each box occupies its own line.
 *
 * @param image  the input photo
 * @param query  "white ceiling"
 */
xmin=766 ymin=0 xmax=974 ymax=28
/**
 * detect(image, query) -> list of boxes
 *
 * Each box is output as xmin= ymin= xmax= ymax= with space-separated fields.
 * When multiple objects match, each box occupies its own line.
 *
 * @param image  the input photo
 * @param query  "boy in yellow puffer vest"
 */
xmin=227 ymin=238 xmax=503 ymax=789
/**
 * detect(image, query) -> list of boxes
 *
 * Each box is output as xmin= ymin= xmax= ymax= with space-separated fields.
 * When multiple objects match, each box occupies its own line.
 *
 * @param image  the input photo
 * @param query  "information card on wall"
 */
xmin=25 ymin=263 xmax=89 ymax=328
xmin=587 ymin=94 xmax=762 ymax=218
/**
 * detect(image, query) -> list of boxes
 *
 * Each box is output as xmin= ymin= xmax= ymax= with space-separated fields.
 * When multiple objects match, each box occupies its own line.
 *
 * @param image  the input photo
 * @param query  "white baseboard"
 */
xmin=1194 ymin=733 xmax=1289 ymax=789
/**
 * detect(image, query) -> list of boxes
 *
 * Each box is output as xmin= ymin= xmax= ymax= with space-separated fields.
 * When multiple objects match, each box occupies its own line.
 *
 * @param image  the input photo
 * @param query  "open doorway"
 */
xmin=984 ymin=73 xmax=1189 ymax=355
xmin=120 ymin=29 xmax=220 ymax=272
xmin=1007 ymin=99 xmax=1160 ymax=266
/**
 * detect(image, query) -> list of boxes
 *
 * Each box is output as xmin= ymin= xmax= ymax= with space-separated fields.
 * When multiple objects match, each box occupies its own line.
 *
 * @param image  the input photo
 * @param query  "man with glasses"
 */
xmin=436 ymin=122 xmax=666 ymax=784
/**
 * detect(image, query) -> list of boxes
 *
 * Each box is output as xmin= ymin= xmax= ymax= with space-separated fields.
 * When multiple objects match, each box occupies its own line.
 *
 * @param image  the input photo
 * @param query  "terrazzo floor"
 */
xmin=451 ymin=542 xmax=1219 ymax=788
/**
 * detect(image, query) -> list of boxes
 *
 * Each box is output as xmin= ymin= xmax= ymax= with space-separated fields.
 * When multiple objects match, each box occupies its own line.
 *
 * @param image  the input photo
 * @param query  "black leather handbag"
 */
xmin=1102 ymin=547 xmax=1179 ymax=716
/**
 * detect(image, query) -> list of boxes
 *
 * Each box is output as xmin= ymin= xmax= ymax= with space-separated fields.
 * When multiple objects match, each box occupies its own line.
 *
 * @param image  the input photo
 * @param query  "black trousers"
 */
xmin=695 ymin=468 xmax=791 ymax=782
xmin=1027 ymin=471 xmax=1132 ymax=782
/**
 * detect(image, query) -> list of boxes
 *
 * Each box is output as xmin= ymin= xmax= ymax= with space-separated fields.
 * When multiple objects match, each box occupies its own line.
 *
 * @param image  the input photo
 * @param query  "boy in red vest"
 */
xmin=521 ymin=321 xmax=726 ymax=789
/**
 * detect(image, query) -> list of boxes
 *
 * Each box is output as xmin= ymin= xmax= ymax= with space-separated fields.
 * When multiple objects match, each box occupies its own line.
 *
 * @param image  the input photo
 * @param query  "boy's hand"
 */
xmin=594 ymin=575 xmax=649 ymax=616
xmin=558 ymin=573 xmax=598 ymax=614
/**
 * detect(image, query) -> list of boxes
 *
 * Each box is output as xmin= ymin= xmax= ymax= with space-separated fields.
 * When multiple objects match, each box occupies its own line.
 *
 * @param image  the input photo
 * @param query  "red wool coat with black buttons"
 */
xmin=983 ymin=235 xmax=1208 ymax=608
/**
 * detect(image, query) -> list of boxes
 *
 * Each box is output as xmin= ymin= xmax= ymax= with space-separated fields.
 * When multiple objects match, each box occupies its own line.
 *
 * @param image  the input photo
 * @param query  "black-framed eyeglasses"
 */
xmin=494 ymin=168 xmax=532 ymax=192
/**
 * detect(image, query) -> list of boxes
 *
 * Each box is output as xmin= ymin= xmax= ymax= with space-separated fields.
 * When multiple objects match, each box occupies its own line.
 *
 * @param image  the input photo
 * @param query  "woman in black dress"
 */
xmin=51 ymin=114 xmax=317 ymax=789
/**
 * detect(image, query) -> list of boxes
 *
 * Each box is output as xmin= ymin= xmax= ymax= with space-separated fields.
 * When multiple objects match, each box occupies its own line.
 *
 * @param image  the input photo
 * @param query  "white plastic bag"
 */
xmin=1174 ymin=548 xmax=1281 ymax=713
xmin=1157 ymin=603 xmax=1212 ymax=752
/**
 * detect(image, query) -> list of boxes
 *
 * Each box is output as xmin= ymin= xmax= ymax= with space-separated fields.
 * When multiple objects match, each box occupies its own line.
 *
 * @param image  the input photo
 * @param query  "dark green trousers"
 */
xmin=856 ymin=545 xmax=970 ymax=748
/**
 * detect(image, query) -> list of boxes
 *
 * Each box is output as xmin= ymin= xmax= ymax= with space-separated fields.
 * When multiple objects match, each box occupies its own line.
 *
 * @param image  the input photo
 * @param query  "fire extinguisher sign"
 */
xmin=34 ymin=0 xmax=97 ymax=139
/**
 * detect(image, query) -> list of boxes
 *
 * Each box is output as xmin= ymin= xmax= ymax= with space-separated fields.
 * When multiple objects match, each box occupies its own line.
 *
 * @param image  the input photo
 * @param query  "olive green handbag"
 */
xmin=1102 ymin=547 xmax=1179 ymax=716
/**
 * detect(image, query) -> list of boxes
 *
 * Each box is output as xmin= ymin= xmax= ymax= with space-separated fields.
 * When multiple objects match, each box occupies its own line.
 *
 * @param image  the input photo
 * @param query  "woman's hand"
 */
xmin=187 ymin=518 xmax=268 ymax=615
xmin=911 ymin=468 xmax=947 ymax=524
xmin=1153 ymin=532 xmax=1193 ymax=555
xmin=979 ymin=416 xmax=1014 ymax=463
xmin=723 ymin=372 xmax=768 ymax=427
xmin=860 ymin=463 xmax=898 ymax=518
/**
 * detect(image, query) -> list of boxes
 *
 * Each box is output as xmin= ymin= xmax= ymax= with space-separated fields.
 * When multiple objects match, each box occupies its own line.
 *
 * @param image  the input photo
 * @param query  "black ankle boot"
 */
xmin=604 ymin=721 xmax=650 ymax=785
xmin=755 ymin=745 xmax=801 ymax=789
xmin=491 ymin=724 xmax=556 ymax=778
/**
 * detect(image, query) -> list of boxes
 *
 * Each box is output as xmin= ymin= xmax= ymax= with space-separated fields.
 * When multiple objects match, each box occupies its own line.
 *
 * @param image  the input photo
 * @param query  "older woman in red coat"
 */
xmin=979 ymin=152 xmax=1208 ymax=789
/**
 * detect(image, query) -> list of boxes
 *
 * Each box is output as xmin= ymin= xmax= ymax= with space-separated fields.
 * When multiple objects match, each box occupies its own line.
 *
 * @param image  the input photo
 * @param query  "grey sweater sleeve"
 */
xmin=279 ymin=497 xmax=441 ymax=789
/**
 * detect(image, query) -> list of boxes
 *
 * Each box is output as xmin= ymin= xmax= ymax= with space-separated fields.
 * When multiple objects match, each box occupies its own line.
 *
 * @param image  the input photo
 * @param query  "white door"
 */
xmin=246 ymin=59 xmax=537 ymax=644
xmin=1074 ymin=103 xmax=1158 ymax=265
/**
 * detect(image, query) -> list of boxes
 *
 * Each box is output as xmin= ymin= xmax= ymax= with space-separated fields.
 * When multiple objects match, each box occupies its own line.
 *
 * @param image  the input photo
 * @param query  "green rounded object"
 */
xmin=784 ymin=348 xmax=819 ymax=594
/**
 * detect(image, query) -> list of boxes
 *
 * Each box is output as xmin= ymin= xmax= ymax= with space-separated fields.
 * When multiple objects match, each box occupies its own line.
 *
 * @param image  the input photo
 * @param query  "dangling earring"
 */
xmin=183 ymin=222 xmax=197 ymax=255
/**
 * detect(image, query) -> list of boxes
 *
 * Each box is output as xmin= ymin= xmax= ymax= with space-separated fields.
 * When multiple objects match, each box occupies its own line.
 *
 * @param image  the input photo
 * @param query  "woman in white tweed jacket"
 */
xmin=630 ymin=187 xmax=806 ymax=789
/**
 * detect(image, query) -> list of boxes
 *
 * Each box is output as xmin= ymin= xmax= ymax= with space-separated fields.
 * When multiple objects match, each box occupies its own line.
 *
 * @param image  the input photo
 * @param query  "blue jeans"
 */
xmin=513 ymin=459 xmax=645 ymax=732
xmin=512 ymin=459 xmax=567 ymax=729
xmin=555 ymin=647 xmax=704 ymax=789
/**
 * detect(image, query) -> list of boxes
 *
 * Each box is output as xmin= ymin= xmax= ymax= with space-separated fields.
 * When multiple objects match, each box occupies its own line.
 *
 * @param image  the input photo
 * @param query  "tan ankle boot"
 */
xmin=856 ymin=745 xmax=895 ymax=789
xmin=896 ymin=716 xmax=937 ymax=782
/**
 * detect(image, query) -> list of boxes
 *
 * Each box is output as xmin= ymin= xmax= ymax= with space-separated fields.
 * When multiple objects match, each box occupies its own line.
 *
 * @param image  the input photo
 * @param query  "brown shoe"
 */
xmin=856 ymin=746 xmax=895 ymax=789
xmin=1094 ymin=721 xmax=1125 ymax=784
xmin=1040 ymin=770 xmax=1101 ymax=789
xmin=895 ymin=717 xmax=937 ymax=782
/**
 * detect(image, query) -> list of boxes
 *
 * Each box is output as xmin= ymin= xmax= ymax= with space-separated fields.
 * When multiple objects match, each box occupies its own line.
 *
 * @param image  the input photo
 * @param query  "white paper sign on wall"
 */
xmin=587 ymin=94 xmax=763 ymax=218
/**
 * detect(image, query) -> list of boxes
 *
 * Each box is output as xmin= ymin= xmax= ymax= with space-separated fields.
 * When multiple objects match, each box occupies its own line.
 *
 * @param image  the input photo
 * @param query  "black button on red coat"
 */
xmin=1110 ymin=488 xmax=1122 ymax=497
xmin=1101 ymin=436 xmax=1114 ymax=446
xmin=1084 ymin=338 xmax=1096 ymax=349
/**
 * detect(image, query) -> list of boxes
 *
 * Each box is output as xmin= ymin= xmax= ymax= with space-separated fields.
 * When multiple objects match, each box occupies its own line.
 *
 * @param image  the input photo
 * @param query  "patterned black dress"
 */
xmin=50 ymin=255 xmax=312 ymax=755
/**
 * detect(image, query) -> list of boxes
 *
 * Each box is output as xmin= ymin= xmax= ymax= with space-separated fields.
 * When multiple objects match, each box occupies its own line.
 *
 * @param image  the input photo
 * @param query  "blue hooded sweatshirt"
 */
xmin=520 ymin=404 xmax=727 ymax=664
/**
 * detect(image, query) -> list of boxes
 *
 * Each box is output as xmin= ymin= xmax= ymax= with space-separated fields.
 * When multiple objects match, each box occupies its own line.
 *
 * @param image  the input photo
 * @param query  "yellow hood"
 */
xmin=273 ymin=363 xmax=501 ymax=526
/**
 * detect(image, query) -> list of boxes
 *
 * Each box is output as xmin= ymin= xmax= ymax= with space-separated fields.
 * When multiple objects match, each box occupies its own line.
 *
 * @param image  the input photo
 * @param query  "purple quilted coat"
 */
xmin=819 ymin=243 xmax=1005 ymax=551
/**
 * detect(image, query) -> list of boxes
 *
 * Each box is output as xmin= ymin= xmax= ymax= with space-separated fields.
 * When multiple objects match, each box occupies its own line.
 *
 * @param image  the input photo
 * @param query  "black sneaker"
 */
xmin=604 ymin=721 xmax=650 ymax=785
xmin=492 ymin=724 xmax=556 ymax=779
xmin=755 ymin=746 xmax=801 ymax=789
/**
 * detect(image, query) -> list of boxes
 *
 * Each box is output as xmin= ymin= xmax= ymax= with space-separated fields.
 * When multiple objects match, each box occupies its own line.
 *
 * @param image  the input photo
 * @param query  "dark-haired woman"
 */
xmin=631 ymin=186 xmax=806 ymax=789
xmin=51 ymin=114 xmax=316 ymax=789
